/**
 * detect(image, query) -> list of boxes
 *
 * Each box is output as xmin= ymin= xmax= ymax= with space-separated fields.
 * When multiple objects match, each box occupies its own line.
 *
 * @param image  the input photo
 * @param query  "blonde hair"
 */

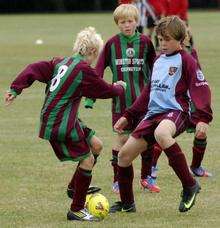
xmin=113 ymin=4 xmax=139 ymax=24
xmin=73 ymin=27 xmax=103 ymax=56
xmin=155 ymin=16 xmax=186 ymax=42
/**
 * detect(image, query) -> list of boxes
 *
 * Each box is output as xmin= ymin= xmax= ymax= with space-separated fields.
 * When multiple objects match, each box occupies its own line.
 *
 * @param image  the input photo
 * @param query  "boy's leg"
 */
xmin=140 ymin=144 xmax=160 ymax=193
xmin=155 ymin=119 xmax=200 ymax=212
xmin=111 ymin=134 xmax=129 ymax=193
xmin=110 ymin=136 xmax=147 ymax=213
xmin=190 ymin=136 xmax=211 ymax=177
xmin=70 ymin=154 xmax=94 ymax=212
xmin=67 ymin=134 xmax=102 ymax=198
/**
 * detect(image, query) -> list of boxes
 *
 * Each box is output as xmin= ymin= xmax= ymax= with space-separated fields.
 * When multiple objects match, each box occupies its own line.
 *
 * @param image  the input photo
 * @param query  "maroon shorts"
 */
xmin=132 ymin=111 xmax=189 ymax=144
xmin=49 ymin=138 xmax=90 ymax=162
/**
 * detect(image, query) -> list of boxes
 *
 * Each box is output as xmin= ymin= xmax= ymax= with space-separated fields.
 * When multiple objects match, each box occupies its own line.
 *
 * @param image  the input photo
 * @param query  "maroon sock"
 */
xmin=141 ymin=145 xmax=153 ymax=179
xmin=118 ymin=165 xmax=134 ymax=205
xmin=111 ymin=150 xmax=119 ymax=183
xmin=68 ymin=163 xmax=80 ymax=189
xmin=164 ymin=143 xmax=195 ymax=188
xmin=191 ymin=137 xmax=207 ymax=168
xmin=70 ymin=167 xmax=92 ymax=212
xmin=152 ymin=143 xmax=163 ymax=167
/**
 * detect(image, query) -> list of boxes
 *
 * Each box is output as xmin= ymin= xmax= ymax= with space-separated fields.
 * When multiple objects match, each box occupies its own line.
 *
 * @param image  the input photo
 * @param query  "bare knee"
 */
xmin=118 ymin=148 xmax=132 ymax=167
xmin=79 ymin=153 xmax=94 ymax=170
xmin=154 ymin=129 xmax=175 ymax=149
xmin=195 ymin=132 xmax=207 ymax=139
xmin=90 ymin=136 xmax=103 ymax=155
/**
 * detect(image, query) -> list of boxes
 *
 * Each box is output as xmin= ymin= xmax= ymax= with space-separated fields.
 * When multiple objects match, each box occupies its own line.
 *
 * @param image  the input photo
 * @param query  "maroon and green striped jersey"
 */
xmin=10 ymin=54 xmax=124 ymax=142
xmin=96 ymin=32 xmax=156 ymax=115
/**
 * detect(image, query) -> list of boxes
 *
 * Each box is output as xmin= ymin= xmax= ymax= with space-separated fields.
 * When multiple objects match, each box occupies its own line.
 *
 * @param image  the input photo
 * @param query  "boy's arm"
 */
xmin=96 ymin=42 xmax=110 ymax=78
xmin=85 ymin=40 xmax=111 ymax=108
xmin=145 ymin=37 xmax=156 ymax=71
xmin=185 ymin=56 xmax=213 ymax=125
xmin=81 ymin=66 xmax=125 ymax=99
xmin=9 ymin=60 xmax=54 ymax=97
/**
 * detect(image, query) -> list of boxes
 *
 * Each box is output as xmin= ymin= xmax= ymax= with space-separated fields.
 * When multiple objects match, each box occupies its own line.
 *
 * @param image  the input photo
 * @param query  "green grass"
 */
xmin=0 ymin=11 xmax=220 ymax=227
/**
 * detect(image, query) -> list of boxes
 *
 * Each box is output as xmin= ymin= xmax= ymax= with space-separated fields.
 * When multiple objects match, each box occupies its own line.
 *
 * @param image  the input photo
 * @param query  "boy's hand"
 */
xmin=195 ymin=122 xmax=209 ymax=138
xmin=114 ymin=117 xmax=128 ymax=134
xmin=5 ymin=91 xmax=16 ymax=106
xmin=114 ymin=80 xmax=126 ymax=90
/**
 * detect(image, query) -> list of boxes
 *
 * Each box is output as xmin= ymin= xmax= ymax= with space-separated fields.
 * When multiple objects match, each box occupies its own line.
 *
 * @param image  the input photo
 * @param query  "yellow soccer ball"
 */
xmin=87 ymin=193 xmax=109 ymax=219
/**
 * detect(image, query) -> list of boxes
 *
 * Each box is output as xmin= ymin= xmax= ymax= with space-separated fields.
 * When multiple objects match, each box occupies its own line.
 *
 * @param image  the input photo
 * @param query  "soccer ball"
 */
xmin=87 ymin=193 xmax=109 ymax=219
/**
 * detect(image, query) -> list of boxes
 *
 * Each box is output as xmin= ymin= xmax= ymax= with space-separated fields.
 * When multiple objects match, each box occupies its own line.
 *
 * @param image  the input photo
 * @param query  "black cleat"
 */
xmin=67 ymin=186 xmax=101 ymax=199
xmin=109 ymin=201 xmax=136 ymax=213
xmin=67 ymin=208 xmax=100 ymax=221
xmin=179 ymin=181 xmax=201 ymax=212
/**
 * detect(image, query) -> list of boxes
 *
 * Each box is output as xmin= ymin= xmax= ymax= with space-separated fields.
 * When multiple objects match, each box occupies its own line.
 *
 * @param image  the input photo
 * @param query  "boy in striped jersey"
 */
xmin=94 ymin=3 xmax=159 ymax=193
xmin=110 ymin=16 xmax=212 ymax=213
xmin=5 ymin=27 xmax=126 ymax=222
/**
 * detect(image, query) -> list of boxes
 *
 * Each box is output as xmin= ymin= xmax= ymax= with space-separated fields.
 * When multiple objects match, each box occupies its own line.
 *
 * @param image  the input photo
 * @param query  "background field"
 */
xmin=0 ymin=12 xmax=219 ymax=227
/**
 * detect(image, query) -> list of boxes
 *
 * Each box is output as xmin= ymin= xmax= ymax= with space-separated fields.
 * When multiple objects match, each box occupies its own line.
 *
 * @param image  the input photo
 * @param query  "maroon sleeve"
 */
xmin=145 ymin=36 xmax=156 ymax=71
xmin=123 ymin=84 xmax=150 ymax=124
xmin=191 ymin=48 xmax=201 ymax=69
xmin=182 ymin=53 xmax=213 ymax=124
xmin=10 ymin=60 xmax=54 ymax=95
xmin=81 ymin=65 xmax=124 ymax=99
xmin=95 ymin=41 xmax=111 ymax=78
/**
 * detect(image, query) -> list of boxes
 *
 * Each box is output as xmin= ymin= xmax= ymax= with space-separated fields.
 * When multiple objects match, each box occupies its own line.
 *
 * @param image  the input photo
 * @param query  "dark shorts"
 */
xmin=79 ymin=119 xmax=96 ymax=145
xmin=132 ymin=111 xmax=189 ymax=144
xmin=49 ymin=138 xmax=91 ymax=162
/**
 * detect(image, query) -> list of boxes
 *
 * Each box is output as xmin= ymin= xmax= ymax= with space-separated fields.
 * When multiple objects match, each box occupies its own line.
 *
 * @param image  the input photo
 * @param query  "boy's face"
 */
xmin=117 ymin=17 xmax=137 ymax=36
xmin=158 ymin=35 xmax=182 ymax=55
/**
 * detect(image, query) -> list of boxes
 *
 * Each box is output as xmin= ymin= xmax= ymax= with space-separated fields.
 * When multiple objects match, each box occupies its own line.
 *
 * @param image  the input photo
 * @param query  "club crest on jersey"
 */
xmin=196 ymin=70 xmax=205 ymax=81
xmin=126 ymin=48 xmax=135 ymax=58
xmin=168 ymin=67 xmax=178 ymax=76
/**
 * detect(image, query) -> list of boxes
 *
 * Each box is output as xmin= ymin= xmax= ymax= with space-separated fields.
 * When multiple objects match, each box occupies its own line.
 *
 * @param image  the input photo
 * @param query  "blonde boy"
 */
xmin=5 ymin=27 xmax=126 ymax=221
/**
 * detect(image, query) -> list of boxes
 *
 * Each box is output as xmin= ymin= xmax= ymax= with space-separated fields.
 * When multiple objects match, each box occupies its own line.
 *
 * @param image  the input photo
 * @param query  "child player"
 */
xmin=5 ymin=27 xmax=126 ymax=222
xmin=150 ymin=28 xmax=212 ymax=180
xmin=85 ymin=3 xmax=159 ymax=193
xmin=110 ymin=16 xmax=212 ymax=213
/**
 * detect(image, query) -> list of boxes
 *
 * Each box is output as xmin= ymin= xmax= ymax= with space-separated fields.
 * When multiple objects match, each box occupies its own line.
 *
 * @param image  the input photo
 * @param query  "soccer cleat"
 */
xmin=179 ymin=181 xmax=201 ymax=212
xmin=67 ymin=186 xmax=101 ymax=199
xmin=112 ymin=181 xmax=119 ymax=194
xmin=67 ymin=208 xmax=100 ymax=221
xmin=190 ymin=166 xmax=212 ymax=177
xmin=140 ymin=176 xmax=160 ymax=193
xmin=109 ymin=201 xmax=136 ymax=213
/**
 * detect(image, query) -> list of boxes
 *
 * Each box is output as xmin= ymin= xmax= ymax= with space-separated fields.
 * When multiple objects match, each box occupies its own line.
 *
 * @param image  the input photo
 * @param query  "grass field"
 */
xmin=0 ymin=11 xmax=220 ymax=228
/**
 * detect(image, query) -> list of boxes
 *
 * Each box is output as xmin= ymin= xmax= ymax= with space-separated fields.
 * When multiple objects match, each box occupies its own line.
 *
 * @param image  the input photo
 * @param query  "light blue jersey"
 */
xmin=145 ymin=53 xmax=183 ymax=119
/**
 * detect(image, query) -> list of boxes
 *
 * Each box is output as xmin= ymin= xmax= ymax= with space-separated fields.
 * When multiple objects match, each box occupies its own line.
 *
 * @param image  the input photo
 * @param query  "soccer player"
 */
xmin=150 ymin=29 xmax=212 ymax=179
xmin=110 ymin=16 xmax=212 ymax=213
xmin=5 ymin=27 xmax=126 ymax=222
xmin=88 ymin=3 xmax=159 ymax=193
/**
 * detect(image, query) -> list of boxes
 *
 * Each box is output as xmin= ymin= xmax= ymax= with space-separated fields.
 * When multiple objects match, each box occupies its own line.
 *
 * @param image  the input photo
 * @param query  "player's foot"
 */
xmin=109 ymin=201 xmax=136 ymax=213
xmin=190 ymin=166 xmax=212 ymax=177
xmin=140 ymin=176 xmax=160 ymax=193
xmin=67 ymin=208 xmax=100 ymax=221
xmin=67 ymin=186 xmax=101 ymax=199
xmin=112 ymin=181 xmax=119 ymax=194
xmin=179 ymin=181 xmax=201 ymax=212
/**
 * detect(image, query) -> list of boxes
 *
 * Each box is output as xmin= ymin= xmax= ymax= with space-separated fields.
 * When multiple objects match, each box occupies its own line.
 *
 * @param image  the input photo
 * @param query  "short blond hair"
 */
xmin=73 ymin=27 xmax=103 ymax=56
xmin=155 ymin=16 xmax=186 ymax=42
xmin=113 ymin=4 xmax=139 ymax=24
